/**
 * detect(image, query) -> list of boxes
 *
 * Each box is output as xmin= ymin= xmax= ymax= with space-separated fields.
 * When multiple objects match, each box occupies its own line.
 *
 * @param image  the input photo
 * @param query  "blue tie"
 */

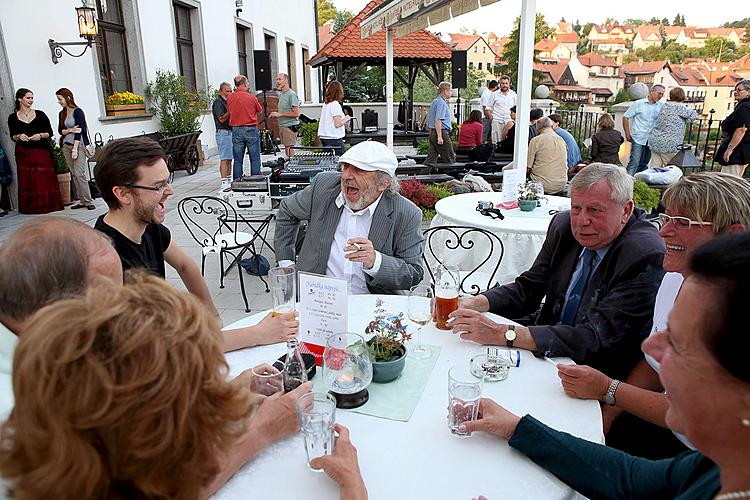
xmin=560 ymin=250 xmax=596 ymax=326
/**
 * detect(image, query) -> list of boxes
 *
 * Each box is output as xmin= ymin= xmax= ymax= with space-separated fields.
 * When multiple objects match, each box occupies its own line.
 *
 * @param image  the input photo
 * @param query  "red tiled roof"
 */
xmin=578 ymin=52 xmax=619 ymax=68
xmin=596 ymin=38 xmax=627 ymax=45
xmin=623 ymin=60 xmax=667 ymax=75
xmin=590 ymin=87 xmax=613 ymax=95
xmin=555 ymin=32 xmax=579 ymax=44
xmin=669 ymin=65 xmax=707 ymax=86
xmin=535 ymin=39 xmax=560 ymax=52
xmin=553 ymin=85 xmax=591 ymax=92
xmin=534 ymin=60 xmax=570 ymax=83
xmin=729 ymin=54 xmax=750 ymax=72
xmin=308 ymin=0 xmax=452 ymax=67
xmin=707 ymin=72 xmax=744 ymax=86
xmin=449 ymin=33 xmax=482 ymax=51
xmin=594 ymin=24 xmax=635 ymax=35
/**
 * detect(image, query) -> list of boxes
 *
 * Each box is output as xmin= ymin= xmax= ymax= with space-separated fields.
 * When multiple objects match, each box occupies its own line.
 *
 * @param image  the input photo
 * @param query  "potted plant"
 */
xmin=104 ymin=91 xmax=146 ymax=117
xmin=365 ymin=299 xmax=411 ymax=383
xmin=51 ymin=140 xmax=72 ymax=205
xmin=633 ymin=179 xmax=660 ymax=214
xmin=144 ymin=69 xmax=207 ymax=136
xmin=518 ymin=181 xmax=540 ymax=212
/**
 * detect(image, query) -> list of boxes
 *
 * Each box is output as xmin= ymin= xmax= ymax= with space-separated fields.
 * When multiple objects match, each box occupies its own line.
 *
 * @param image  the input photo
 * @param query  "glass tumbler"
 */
xmin=296 ymin=392 xmax=337 ymax=471
xmin=448 ymin=365 xmax=483 ymax=437
xmin=269 ymin=266 xmax=296 ymax=316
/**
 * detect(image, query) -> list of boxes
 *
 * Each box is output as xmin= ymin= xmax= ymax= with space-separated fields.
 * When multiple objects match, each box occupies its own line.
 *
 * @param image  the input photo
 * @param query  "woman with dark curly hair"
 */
xmin=0 ymin=273 xmax=311 ymax=499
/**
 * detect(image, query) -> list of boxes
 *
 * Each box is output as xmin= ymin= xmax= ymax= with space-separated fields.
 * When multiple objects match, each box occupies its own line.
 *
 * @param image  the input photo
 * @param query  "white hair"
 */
xmin=570 ymin=163 xmax=633 ymax=206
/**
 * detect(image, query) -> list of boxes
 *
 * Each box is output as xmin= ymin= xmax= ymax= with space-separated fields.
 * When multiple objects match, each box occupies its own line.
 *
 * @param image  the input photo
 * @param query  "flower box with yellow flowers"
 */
xmin=104 ymin=92 xmax=146 ymax=116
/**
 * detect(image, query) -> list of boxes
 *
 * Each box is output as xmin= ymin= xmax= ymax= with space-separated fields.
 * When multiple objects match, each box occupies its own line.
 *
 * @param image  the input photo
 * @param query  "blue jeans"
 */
xmin=626 ymin=142 xmax=651 ymax=176
xmin=231 ymin=126 xmax=261 ymax=179
xmin=320 ymin=137 xmax=345 ymax=156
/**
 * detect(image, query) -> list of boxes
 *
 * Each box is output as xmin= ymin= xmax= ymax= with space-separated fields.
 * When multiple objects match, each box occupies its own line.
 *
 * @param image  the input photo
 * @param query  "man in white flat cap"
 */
xmin=275 ymin=140 xmax=424 ymax=294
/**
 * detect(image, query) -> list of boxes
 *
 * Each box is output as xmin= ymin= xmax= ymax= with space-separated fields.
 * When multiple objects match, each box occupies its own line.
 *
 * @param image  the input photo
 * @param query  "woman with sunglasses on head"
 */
xmin=7 ymin=88 xmax=63 ymax=214
xmin=554 ymin=172 xmax=750 ymax=459
xmin=56 ymin=87 xmax=95 ymax=210
xmin=468 ymin=230 xmax=750 ymax=500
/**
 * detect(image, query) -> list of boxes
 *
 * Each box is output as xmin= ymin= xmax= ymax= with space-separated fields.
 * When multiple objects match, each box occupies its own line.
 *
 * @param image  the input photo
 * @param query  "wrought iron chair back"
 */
xmin=422 ymin=225 xmax=505 ymax=295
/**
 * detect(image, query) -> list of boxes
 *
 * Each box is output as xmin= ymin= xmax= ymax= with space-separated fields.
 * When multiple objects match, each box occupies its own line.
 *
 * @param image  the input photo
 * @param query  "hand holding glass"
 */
xmin=448 ymin=365 xmax=483 ymax=437
xmin=250 ymin=362 xmax=284 ymax=396
xmin=269 ymin=266 xmax=296 ymax=317
xmin=296 ymin=392 xmax=337 ymax=471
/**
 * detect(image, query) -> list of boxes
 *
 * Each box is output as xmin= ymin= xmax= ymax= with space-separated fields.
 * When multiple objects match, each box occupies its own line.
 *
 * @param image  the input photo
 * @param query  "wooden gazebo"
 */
xmin=308 ymin=0 xmax=452 ymax=131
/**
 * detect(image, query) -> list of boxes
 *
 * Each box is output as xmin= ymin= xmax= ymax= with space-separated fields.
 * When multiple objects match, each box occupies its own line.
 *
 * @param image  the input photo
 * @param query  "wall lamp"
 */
xmin=49 ymin=1 xmax=98 ymax=64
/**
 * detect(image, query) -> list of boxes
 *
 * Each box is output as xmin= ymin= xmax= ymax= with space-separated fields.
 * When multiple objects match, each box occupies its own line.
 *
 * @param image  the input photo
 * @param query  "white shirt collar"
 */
xmin=335 ymin=191 xmax=384 ymax=216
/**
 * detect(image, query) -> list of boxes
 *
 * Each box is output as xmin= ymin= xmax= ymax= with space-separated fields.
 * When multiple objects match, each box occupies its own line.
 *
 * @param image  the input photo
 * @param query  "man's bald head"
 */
xmin=0 ymin=217 xmax=122 ymax=324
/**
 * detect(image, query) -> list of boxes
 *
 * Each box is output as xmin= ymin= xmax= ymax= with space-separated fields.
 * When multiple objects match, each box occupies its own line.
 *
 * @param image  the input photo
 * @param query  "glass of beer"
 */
xmin=269 ymin=266 xmax=296 ymax=317
xmin=435 ymin=265 xmax=460 ymax=330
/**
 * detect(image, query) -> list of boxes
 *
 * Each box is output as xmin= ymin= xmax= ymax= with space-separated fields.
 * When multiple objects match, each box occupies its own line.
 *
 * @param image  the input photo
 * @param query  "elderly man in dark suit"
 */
xmin=450 ymin=163 xmax=665 ymax=379
xmin=274 ymin=141 xmax=424 ymax=294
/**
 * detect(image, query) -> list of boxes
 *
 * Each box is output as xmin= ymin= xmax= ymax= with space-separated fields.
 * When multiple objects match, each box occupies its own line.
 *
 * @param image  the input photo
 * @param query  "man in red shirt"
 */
xmin=226 ymin=75 xmax=263 ymax=179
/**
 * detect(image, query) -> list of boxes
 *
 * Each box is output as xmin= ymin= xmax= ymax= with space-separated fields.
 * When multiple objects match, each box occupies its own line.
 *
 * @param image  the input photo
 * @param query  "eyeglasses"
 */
xmin=656 ymin=213 xmax=713 ymax=230
xmin=125 ymin=182 xmax=171 ymax=194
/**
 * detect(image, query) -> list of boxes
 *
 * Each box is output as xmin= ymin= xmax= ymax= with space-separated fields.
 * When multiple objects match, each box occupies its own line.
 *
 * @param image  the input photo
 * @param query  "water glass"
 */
xmin=269 ymin=266 xmax=296 ymax=316
xmin=435 ymin=265 xmax=460 ymax=330
xmin=448 ymin=365 xmax=483 ymax=437
xmin=250 ymin=362 xmax=284 ymax=396
xmin=296 ymin=392 xmax=337 ymax=471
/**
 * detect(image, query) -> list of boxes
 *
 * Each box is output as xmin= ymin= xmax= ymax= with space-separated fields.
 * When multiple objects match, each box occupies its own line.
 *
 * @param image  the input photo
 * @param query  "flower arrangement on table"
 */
xmin=518 ymin=181 xmax=541 ymax=201
xmin=105 ymin=91 xmax=145 ymax=105
xmin=365 ymin=298 xmax=411 ymax=363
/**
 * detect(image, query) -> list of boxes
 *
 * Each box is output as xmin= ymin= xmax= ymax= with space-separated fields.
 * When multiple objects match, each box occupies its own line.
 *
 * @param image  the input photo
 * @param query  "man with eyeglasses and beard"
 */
xmin=94 ymin=137 xmax=299 ymax=351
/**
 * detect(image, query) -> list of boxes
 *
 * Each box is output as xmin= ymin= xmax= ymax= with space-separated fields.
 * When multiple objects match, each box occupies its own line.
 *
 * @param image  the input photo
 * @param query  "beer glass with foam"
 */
xmin=269 ymin=266 xmax=296 ymax=317
xmin=435 ymin=265 xmax=460 ymax=330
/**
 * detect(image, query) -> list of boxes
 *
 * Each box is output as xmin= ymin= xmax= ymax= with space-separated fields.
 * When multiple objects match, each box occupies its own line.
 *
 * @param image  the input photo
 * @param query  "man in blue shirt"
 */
xmin=623 ymin=84 xmax=665 ymax=175
xmin=425 ymin=81 xmax=455 ymax=164
xmin=549 ymin=113 xmax=582 ymax=168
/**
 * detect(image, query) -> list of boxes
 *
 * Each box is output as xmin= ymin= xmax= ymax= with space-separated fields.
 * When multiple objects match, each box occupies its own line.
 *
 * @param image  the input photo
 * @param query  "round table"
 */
xmin=430 ymin=192 xmax=571 ymax=288
xmin=214 ymin=295 xmax=602 ymax=500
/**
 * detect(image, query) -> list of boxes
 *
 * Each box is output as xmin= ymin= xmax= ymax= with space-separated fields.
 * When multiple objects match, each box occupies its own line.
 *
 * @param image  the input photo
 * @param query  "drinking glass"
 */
xmin=435 ymin=265 xmax=460 ymax=330
xmin=250 ymin=362 xmax=284 ymax=396
xmin=269 ymin=266 xmax=296 ymax=316
xmin=296 ymin=392 xmax=337 ymax=471
xmin=408 ymin=285 xmax=433 ymax=360
xmin=323 ymin=333 xmax=373 ymax=408
xmin=448 ymin=365 xmax=483 ymax=437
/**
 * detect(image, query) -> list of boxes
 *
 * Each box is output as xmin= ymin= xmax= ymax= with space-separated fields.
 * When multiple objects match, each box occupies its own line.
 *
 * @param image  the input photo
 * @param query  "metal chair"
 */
xmin=422 ymin=225 xmax=505 ymax=295
xmin=178 ymin=196 xmax=274 ymax=312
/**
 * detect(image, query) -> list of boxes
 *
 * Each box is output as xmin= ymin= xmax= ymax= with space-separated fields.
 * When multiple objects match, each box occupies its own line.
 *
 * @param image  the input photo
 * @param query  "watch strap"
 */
xmin=604 ymin=379 xmax=621 ymax=406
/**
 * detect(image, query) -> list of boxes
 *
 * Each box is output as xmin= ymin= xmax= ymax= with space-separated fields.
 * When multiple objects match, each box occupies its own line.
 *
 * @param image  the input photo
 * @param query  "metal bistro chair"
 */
xmin=422 ymin=225 xmax=505 ymax=296
xmin=178 ymin=196 xmax=274 ymax=312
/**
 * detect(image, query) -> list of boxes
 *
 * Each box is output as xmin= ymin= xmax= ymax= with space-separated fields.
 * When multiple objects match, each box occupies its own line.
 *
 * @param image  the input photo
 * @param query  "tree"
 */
xmin=661 ymin=18 xmax=670 ymax=26
xmin=495 ymin=14 xmax=554 ymax=94
xmin=743 ymin=21 xmax=750 ymax=44
xmin=659 ymin=25 xmax=668 ymax=49
xmin=624 ymin=18 xmax=647 ymax=27
xmin=342 ymin=66 xmax=385 ymax=102
xmin=317 ymin=0 xmax=338 ymax=25
xmin=704 ymin=36 xmax=736 ymax=60
xmin=672 ymin=14 xmax=686 ymax=27
xmin=648 ymin=17 xmax=660 ymax=25
xmin=722 ymin=17 xmax=750 ymax=29
xmin=332 ymin=10 xmax=353 ymax=33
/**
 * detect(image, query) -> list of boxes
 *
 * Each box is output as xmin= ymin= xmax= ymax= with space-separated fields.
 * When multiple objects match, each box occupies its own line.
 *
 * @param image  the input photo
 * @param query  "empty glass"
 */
xmin=269 ymin=266 xmax=296 ymax=316
xmin=250 ymin=362 xmax=285 ymax=396
xmin=296 ymin=392 xmax=337 ymax=471
xmin=323 ymin=333 xmax=373 ymax=408
xmin=448 ymin=365 xmax=483 ymax=437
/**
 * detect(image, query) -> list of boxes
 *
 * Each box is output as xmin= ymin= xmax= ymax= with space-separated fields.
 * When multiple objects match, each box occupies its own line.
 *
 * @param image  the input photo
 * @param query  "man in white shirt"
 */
xmin=275 ymin=141 xmax=424 ymax=294
xmin=480 ymin=80 xmax=498 ymax=143
xmin=488 ymin=75 xmax=517 ymax=144
xmin=0 ymin=217 xmax=123 ymax=420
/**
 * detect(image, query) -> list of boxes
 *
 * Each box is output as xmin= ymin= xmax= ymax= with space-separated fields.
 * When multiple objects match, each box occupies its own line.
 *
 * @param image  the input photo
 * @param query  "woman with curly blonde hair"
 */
xmin=0 ymin=273 xmax=311 ymax=499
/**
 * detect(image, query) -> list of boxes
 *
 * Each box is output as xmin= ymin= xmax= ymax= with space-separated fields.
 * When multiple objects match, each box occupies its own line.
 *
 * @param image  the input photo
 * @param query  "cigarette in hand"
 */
xmin=351 ymin=242 xmax=362 ymax=251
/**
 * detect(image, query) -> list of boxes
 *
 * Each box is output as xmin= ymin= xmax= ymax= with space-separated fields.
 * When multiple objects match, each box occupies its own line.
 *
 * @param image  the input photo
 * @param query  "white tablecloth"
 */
xmin=214 ymin=295 xmax=602 ymax=500
xmin=430 ymin=192 xmax=572 ymax=288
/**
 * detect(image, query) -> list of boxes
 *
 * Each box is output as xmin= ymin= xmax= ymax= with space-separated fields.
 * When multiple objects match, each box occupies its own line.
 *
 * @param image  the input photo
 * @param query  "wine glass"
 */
xmin=408 ymin=285 xmax=433 ymax=360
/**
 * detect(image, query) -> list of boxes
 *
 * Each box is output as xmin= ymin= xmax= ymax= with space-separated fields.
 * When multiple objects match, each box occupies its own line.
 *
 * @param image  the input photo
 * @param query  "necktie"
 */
xmin=560 ymin=250 xmax=596 ymax=326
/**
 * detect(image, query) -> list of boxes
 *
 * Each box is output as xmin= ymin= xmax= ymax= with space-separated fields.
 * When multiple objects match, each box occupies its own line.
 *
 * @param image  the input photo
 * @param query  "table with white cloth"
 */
xmin=429 ymin=192 xmax=571 ymax=289
xmin=214 ymin=294 xmax=602 ymax=500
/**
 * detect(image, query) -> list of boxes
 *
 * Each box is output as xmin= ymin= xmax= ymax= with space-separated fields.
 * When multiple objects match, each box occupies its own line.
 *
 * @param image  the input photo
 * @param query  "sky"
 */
xmin=332 ymin=0 xmax=741 ymax=37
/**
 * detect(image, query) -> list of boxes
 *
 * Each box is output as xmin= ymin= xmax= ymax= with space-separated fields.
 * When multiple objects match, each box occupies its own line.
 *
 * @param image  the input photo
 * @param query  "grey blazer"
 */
xmin=274 ymin=172 xmax=424 ymax=294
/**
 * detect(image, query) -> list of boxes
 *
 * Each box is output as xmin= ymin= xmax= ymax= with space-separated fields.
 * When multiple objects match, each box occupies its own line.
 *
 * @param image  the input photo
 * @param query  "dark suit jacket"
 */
xmin=274 ymin=172 xmax=424 ymax=294
xmin=483 ymin=209 xmax=665 ymax=379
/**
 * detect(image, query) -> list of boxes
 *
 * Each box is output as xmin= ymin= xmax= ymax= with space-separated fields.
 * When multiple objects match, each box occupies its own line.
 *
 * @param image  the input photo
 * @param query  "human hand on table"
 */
xmin=459 ymin=397 xmax=521 ymax=440
xmin=458 ymin=294 xmax=490 ymax=312
xmin=345 ymin=237 xmax=376 ymax=270
xmin=310 ymin=424 xmax=368 ymax=499
xmin=448 ymin=308 xmax=507 ymax=344
xmin=247 ymin=381 xmax=313 ymax=445
xmin=556 ymin=364 xmax=610 ymax=401
xmin=254 ymin=311 xmax=299 ymax=345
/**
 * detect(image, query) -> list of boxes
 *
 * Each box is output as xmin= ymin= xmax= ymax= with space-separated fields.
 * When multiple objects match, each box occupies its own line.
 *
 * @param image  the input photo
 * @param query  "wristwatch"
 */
xmin=504 ymin=325 xmax=516 ymax=348
xmin=602 ymin=379 xmax=621 ymax=406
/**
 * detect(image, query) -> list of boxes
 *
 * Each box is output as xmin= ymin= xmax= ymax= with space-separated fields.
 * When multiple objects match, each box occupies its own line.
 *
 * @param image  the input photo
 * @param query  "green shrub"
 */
xmin=50 ymin=140 xmax=69 ymax=174
xmin=300 ymin=121 xmax=319 ymax=147
xmin=144 ymin=69 xmax=208 ymax=135
xmin=417 ymin=140 xmax=428 ymax=154
xmin=633 ymin=179 xmax=660 ymax=212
